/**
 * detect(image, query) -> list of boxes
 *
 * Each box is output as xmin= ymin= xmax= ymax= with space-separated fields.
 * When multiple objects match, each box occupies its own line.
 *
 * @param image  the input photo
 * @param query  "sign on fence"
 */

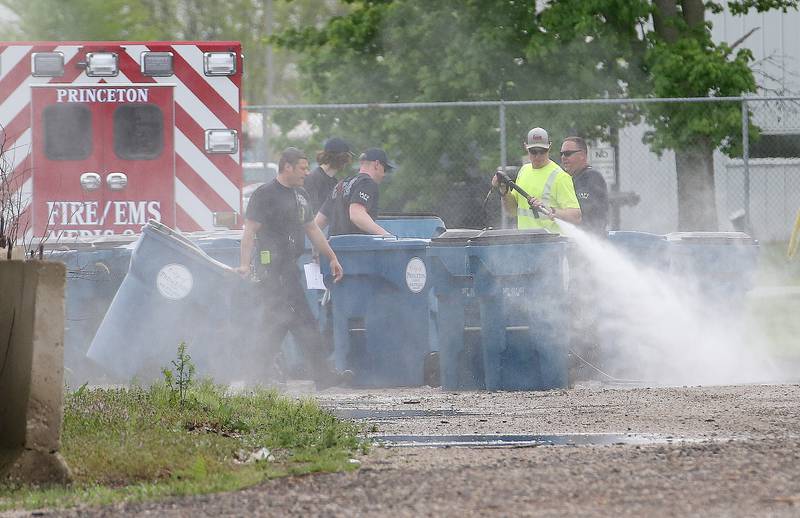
xmin=590 ymin=145 xmax=616 ymax=186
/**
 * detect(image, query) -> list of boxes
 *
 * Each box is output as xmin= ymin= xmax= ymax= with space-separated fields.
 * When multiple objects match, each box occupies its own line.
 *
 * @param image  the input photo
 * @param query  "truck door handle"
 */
xmin=80 ymin=172 xmax=102 ymax=191
xmin=106 ymin=172 xmax=128 ymax=191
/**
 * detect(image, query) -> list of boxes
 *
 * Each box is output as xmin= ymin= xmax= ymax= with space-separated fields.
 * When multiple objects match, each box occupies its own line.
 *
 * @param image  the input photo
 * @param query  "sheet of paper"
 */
xmin=304 ymin=262 xmax=326 ymax=290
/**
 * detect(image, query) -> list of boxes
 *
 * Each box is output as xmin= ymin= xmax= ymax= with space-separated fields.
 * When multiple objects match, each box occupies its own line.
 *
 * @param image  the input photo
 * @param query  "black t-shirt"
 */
xmin=304 ymin=166 xmax=339 ymax=214
xmin=319 ymin=173 xmax=379 ymax=236
xmin=245 ymin=179 xmax=313 ymax=269
xmin=572 ymin=165 xmax=609 ymax=235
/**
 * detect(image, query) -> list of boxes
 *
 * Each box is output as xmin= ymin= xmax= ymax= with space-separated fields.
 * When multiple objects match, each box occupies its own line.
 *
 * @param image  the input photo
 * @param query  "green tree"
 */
xmin=275 ymin=0 xmax=798 ymax=229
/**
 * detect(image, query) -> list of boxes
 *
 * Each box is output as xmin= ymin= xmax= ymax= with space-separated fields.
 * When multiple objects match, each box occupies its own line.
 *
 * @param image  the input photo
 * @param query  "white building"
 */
xmin=618 ymin=5 xmax=800 ymax=240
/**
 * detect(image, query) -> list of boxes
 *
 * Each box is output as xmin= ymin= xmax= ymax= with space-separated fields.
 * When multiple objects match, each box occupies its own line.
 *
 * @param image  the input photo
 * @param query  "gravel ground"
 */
xmin=11 ymin=383 xmax=800 ymax=517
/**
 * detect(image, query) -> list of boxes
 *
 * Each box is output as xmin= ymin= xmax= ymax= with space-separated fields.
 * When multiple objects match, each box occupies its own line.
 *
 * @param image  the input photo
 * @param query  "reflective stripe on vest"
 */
xmin=516 ymin=169 xmax=560 ymax=219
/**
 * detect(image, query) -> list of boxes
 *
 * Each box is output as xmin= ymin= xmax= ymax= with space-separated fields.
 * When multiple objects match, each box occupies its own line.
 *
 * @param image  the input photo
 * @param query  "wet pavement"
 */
xmin=373 ymin=432 xmax=671 ymax=447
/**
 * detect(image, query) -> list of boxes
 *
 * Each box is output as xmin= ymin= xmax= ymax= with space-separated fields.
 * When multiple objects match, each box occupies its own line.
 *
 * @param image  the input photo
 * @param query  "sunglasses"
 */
xmin=560 ymin=150 xmax=582 ymax=157
xmin=527 ymin=147 xmax=548 ymax=156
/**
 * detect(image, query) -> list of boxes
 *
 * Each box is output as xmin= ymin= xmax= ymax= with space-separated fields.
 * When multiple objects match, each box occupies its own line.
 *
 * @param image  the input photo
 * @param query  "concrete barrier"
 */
xmin=0 ymin=260 xmax=72 ymax=485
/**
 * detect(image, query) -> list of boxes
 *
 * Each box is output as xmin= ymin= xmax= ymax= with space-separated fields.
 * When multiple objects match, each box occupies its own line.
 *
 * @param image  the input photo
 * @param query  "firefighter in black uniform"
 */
xmin=304 ymin=137 xmax=356 ymax=214
xmin=315 ymin=148 xmax=395 ymax=236
xmin=559 ymin=136 xmax=609 ymax=235
xmin=237 ymin=147 xmax=347 ymax=389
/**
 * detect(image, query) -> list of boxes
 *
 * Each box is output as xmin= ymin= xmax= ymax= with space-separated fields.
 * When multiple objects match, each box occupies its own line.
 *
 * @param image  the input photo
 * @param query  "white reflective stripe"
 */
xmin=541 ymin=169 xmax=559 ymax=207
xmin=176 ymin=178 xmax=214 ymax=229
xmin=18 ymin=177 xmax=33 ymax=212
xmin=175 ymin=129 xmax=240 ymax=211
xmin=0 ymin=76 xmax=47 ymax=128
xmin=7 ymin=177 xmax=34 ymax=215
xmin=172 ymin=44 xmax=239 ymax=113
xmin=6 ymin=128 xmax=32 ymax=173
xmin=124 ymin=45 xmax=240 ymax=164
xmin=0 ymin=46 xmax=79 ymax=126
xmin=0 ymin=45 xmax=32 ymax=82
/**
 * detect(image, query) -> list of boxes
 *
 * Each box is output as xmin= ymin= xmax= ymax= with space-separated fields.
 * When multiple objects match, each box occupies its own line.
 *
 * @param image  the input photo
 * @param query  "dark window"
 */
xmin=749 ymin=133 xmax=800 ymax=159
xmin=113 ymin=104 xmax=164 ymax=160
xmin=43 ymin=104 xmax=92 ymax=161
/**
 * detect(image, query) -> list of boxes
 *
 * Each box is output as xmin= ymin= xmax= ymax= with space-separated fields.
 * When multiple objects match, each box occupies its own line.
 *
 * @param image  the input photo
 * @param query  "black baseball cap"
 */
xmin=359 ymin=147 xmax=396 ymax=170
xmin=324 ymin=137 xmax=356 ymax=157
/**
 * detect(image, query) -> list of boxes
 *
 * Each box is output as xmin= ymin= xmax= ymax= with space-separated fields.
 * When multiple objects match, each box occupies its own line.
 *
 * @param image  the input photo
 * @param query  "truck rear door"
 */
xmin=30 ymin=83 xmax=175 ymax=238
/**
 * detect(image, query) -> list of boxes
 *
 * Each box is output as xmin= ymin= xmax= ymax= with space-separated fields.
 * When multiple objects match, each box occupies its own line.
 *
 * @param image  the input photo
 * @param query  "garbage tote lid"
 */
xmin=469 ymin=228 xmax=564 ymax=245
xmin=430 ymin=229 xmax=484 ymax=246
xmin=666 ymin=231 xmax=755 ymax=244
xmin=329 ymin=234 xmax=430 ymax=251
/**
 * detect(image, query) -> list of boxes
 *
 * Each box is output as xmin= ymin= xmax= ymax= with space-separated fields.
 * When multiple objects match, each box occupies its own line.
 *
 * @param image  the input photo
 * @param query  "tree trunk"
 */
xmin=653 ymin=0 xmax=680 ymax=43
xmin=674 ymin=141 xmax=718 ymax=231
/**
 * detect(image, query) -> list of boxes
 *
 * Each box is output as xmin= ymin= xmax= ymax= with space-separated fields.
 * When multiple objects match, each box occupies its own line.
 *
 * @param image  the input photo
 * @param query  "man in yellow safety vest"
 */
xmin=492 ymin=127 xmax=582 ymax=233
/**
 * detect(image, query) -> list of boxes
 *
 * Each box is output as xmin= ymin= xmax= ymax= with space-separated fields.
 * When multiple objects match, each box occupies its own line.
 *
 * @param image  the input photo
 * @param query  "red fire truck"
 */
xmin=0 ymin=41 xmax=243 ymax=240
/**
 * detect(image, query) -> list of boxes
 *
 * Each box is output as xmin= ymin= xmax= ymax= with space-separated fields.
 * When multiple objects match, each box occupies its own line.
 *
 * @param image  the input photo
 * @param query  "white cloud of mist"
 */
xmin=558 ymin=221 xmax=786 ymax=386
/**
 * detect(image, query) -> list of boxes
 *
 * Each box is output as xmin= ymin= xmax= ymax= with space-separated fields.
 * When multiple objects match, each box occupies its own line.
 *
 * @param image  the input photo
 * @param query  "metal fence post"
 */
xmin=499 ymin=100 xmax=507 ymax=228
xmin=741 ymin=99 xmax=751 ymax=231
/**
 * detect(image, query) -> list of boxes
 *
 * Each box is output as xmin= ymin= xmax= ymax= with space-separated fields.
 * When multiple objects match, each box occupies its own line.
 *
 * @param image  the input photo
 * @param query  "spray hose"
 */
xmin=492 ymin=171 xmax=554 ymax=219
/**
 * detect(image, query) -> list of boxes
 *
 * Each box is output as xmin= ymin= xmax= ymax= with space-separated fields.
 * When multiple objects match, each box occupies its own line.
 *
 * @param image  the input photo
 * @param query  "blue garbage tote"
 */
xmin=189 ymin=230 xmax=243 ymax=268
xmin=322 ymin=235 xmax=433 ymax=387
xmin=87 ymin=221 xmax=241 ymax=382
xmin=377 ymin=213 xmax=446 ymax=238
xmin=467 ymin=229 xmax=569 ymax=391
xmin=46 ymin=237 xmax=136 ymax=386
xmin=427 ymin=229 xmax=485 ymax=390
xmin=665 ymin=232 xmax=759 ymax=303
xmin=607 ymin=231 xmax=669 ymax=270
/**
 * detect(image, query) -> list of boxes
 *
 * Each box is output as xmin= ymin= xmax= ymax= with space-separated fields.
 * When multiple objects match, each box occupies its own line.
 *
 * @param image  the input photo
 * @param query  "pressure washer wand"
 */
xmin=494 ymin=171 xmax=554 ymax=219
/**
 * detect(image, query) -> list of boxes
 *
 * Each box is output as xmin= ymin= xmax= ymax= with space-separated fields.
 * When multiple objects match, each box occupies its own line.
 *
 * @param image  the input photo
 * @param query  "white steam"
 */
xmin=559 ymin=221 xmax=783 ymax=386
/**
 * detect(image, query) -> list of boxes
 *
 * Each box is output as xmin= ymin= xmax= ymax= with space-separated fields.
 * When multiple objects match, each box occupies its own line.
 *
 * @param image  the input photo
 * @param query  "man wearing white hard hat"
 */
xmin=492 ymin=127 xmax=581 ymax=233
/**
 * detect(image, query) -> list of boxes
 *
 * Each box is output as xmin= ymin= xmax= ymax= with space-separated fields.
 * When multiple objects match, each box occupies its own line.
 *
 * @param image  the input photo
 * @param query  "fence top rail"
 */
xmin=247 ymin=95 xmax=800 ymax=111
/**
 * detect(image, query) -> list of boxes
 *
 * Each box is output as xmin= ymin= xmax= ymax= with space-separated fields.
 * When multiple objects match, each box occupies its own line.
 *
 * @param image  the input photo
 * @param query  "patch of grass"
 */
xmin=0 ymin=381 xmax=364 ymax=512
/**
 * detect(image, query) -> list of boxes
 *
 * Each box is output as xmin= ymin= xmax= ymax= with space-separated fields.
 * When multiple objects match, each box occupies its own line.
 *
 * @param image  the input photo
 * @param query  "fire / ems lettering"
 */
xmin=46 ymin=200 xmax=162 ymax=226
xmin=55 ymin=88 xmax=150 ymax=103
xmin=147 ymin=201 xmax=161 ymax=221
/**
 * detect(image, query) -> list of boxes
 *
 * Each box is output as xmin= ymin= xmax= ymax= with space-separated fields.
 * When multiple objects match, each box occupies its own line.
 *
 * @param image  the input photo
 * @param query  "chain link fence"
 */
xmin=245 ymin=97 xmax=800 ymax=242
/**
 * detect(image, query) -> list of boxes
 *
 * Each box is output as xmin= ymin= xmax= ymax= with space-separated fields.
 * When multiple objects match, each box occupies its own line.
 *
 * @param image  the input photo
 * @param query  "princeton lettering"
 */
xmin=55 ymin=88 xmax=149 ymax=103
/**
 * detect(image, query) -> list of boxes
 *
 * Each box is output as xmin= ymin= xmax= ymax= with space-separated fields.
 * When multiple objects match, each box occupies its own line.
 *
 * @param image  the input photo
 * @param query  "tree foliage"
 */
xmin=274 ymin=0 xmax=799 ymax=229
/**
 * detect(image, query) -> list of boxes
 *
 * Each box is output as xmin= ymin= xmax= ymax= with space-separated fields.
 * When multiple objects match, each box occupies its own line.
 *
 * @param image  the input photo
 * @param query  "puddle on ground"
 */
xmin=330 ymin=409 xmax=477 ymax=420
xmin=373 ymin=433 xmax=680 ymax=448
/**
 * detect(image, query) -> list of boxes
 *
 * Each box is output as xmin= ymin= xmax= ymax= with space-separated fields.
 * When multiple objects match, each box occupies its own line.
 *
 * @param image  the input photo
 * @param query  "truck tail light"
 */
xmin=212 ymin=211 xmax=239 ymax=229
xmin=203 ymin=52 xmax=237 ymax=76
xmin=32 ymin=52 xmax=65 ymax=77
xmin=86 ymin=52 xmax=118 ymax=77
xmin=106 ymin=172 xmax=128 ymax=191
xmin=141 ymin=51 xmax=174 ymax=77
xmin=80 ymin=172 xmax=102 ymax=191
xmin=205 ymin=129 xmax=238 ymax=154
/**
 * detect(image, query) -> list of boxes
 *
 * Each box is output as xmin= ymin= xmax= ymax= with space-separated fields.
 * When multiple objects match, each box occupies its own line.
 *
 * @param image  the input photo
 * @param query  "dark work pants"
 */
xmin=259 ymin=266 xmax=329 ymax=381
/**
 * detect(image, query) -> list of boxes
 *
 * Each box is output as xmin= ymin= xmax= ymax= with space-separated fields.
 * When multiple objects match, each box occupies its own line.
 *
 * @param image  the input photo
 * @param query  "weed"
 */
xmin=161 ymin=342 xmax=195 ymax=408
